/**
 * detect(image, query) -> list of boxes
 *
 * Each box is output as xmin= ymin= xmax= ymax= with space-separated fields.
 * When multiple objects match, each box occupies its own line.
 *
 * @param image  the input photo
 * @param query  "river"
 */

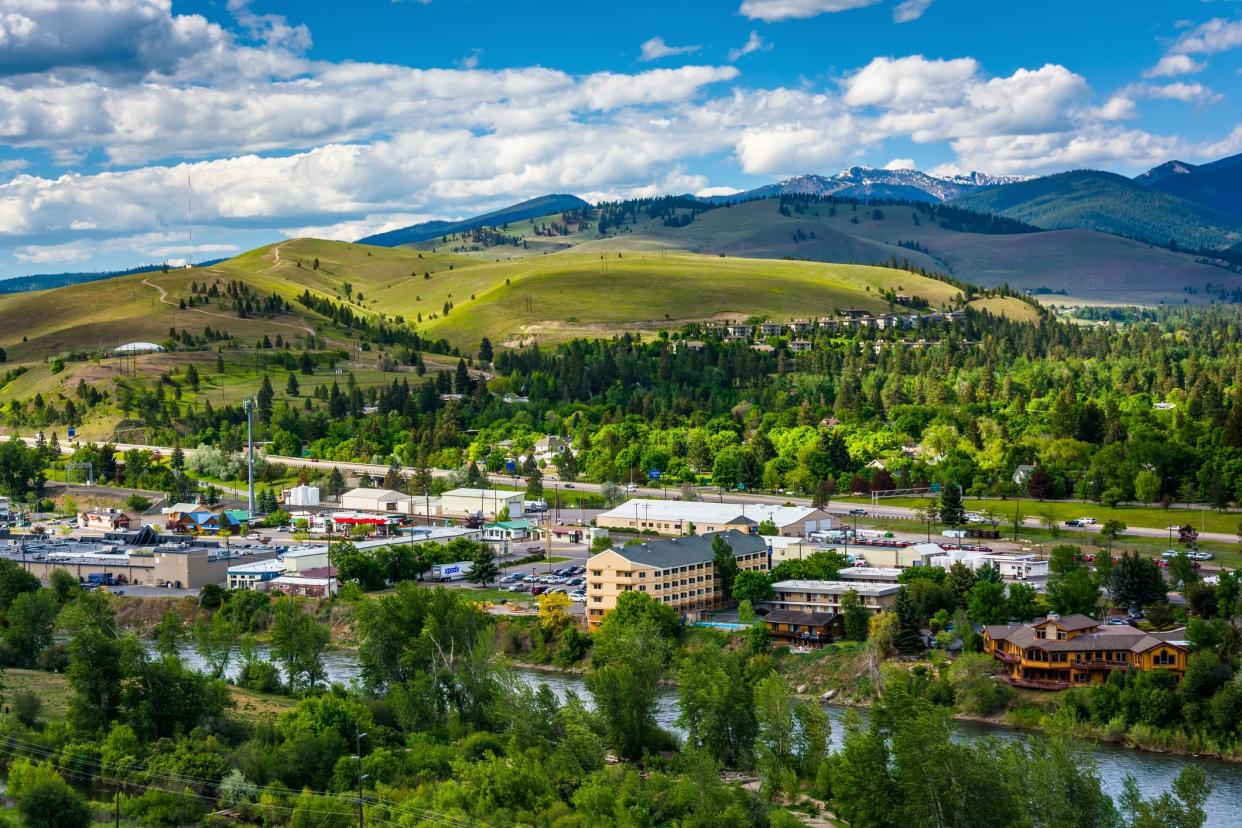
xmin=169 ymin=644 xmax=1242 ymax=827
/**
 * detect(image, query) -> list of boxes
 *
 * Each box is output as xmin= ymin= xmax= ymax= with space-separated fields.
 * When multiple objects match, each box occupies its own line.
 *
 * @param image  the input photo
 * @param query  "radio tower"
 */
xmin=185 ymin=170 xmax=193 ymax=269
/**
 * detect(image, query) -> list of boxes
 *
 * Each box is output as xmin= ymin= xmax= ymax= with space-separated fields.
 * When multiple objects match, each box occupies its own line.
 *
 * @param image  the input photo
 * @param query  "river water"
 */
xmin=170 ymin=644 xmax=1242 ymax=827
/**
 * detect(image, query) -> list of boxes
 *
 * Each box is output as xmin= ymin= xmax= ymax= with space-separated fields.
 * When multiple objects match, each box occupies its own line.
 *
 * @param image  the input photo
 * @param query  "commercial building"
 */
xmin=983 ymin=613 xmax=1190 ymax=690
xmin=355 ymin=526 xmax=482 ymax=550
xmin=281 ymin=547 xmax=331 ymax=573
xmin=340 ymin=488 xmax=411 ymax=513
xmin=915 ymin=545 xmax=1048 ymax=583
xmin=585 ymin=530 xmax=769 ymax=630
xmin=227 ymin=558 xmax=286 ymax=590
xmin=767 ymin=579 xmax=901 ymax=615
xmin=268 ymin=573 xmax=337 ymax=598
xmin=597 ymin=499 xmax=833 ymax=537
xmin=1 ymin=533 xmax=271 ymax=589
xmin=482 ymin=520 xmax=537 ymax=543
xmin=836 ymin=566 xmax=902 ymax=584
xmin=439 ymin=488 xmax=525 ymax=520
xmin=766 ymin=536 xmax=836 ymax=564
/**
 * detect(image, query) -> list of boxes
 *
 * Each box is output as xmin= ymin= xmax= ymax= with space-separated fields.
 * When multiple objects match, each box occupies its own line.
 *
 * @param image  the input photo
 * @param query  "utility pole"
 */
xmin=243 ymin=398 xmax=255 ymax=518
xmin=355 ymin=730 xmax=368 ymax=828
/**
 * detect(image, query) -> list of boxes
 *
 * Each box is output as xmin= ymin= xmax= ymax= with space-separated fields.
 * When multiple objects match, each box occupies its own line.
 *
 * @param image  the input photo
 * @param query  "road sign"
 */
xmin=647 ymin=469 xmax=661 ymax=480
xmin=929 ymin=482 xmax=942 ymax=493
xmin=67 ymin=426 xmax=76 ymax=439
xmin=737 ymin=483 xmax=746 ymax=491
xmin=506 ymin=460 xmax=517 ymax=473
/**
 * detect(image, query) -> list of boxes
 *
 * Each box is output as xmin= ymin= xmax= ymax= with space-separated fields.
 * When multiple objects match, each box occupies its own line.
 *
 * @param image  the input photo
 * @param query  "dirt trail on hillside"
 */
xmin=142 ymin=273 xmax=318 ymax=339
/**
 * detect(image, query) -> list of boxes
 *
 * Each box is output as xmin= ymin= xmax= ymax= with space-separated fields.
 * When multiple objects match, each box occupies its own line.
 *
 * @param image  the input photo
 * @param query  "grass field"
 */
xmin=845 ymin=494 xmax=1240 ymax=537
xmin=2 ymin=668 xmax=295 ymax=723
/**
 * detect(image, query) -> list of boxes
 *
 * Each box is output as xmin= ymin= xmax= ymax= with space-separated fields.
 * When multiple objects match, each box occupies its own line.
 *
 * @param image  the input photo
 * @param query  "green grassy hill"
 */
xmin=952 ymin=170 xmax=1242 ymax=251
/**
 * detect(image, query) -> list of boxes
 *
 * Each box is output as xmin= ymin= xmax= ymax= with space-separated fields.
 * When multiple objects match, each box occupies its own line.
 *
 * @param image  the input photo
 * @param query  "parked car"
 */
xmin=1193 ymin=551 xmax=1214 ymax=561
xmin=570 ymin=594 xmax=586 ymax=603
xmin=1080 ymin=517 xmax=1097 ymax=525
xmin=564 ymin=483 xmax=575 ymax=489
xmin=848 ymin=508 xmax=867 ymax=516
xmin=626 ymin=483 xmax=638 ymax=492
xmin=1065 ymin=519 xmax=1083 ymax=528
xmin=531 ymin=585 xmax=549 ymax=596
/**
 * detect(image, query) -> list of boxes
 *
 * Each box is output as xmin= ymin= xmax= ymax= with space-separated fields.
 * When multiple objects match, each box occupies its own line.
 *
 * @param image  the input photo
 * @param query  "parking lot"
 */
xmin=497 ymin=563 xmax=588 ymax=603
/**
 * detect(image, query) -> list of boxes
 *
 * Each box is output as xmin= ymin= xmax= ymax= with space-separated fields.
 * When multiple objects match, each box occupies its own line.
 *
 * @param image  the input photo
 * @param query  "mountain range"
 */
xmin=357 ymin=193 xmax=588 ymax=247
xmin=721 ymin=167 xmax=1031 ymax=204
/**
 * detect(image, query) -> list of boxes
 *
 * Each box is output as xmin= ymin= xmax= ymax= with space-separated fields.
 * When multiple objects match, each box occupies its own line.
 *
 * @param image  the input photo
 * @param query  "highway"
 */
xmin=4 ymin=434 xmax=1235 ymax=546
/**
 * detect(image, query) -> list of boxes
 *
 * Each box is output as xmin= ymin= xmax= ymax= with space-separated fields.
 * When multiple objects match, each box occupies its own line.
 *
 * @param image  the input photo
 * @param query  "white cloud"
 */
xmin=456 ymin=48 xmax=483 ymax=69
xmin=695 ymin=185 xmax=743 ymax=197
xmin=842 ymin=55 xmax=979 ymax=108
xmin=728 ymin=32 xmax=771 ymax=62
xmin=1139 ymin=81 xmax=1222 ymax=105
xmin=883 ymin=157 xmax=916 ymax=170
xmin=1093 ymin=95 xmax=1136 ymax=121
xmin=639 ymin=36 xmax=701 ymax=62
xmin=1170 ymin=17 xmax=1242 ymax=56
xmin=739 ymin=0 xmax=881 ymax=22
xmin=14 ymin=241 xmax=92 ymax=264
xmin=1143 ymin=54 xmax=1204 ymax=78
xmin=892 ymin=0 xmax=934 ymax=23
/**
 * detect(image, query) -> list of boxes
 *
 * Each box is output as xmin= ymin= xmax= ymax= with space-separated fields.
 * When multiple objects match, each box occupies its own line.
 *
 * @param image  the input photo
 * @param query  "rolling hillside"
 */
xmin=951 ymin=170 xmax=1242 ymax=251
xmin=478 ymin=198 xmax=1229 ymax=305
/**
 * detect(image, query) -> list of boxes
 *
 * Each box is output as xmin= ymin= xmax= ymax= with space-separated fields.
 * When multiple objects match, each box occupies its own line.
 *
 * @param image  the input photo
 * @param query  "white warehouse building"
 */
xmin=439 ymin=488 xmax=525 ymax=520
xmin=597 ymin=499 xmax=833 ymax=537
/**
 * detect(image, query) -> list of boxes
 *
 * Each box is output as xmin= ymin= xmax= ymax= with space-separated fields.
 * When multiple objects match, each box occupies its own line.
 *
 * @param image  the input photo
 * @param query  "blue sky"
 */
xmin=0 ymin=0 xmax=1239 ymax=277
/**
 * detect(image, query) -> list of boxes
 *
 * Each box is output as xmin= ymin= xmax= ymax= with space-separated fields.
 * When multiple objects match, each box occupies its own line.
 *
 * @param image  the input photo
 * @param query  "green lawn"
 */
xmin=459 ymin=587 xmax=534 ymax=604
xmin=843 ymin=495 xmax=1241 ymax=537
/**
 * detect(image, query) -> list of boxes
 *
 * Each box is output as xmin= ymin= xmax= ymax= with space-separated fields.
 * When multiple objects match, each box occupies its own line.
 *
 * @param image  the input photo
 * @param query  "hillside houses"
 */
xmin=702 ymin=309 xmax=965 ymax=344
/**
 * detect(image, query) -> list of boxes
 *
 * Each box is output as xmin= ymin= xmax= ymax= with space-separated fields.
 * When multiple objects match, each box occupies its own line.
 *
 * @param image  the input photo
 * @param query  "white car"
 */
xmin=246 ymin=533 xmax=261 ymax=540
xmin=626 ymin=483 xmax=638 ymax=492
xmin=1080 ymin=517 xmax=1097 ymax=525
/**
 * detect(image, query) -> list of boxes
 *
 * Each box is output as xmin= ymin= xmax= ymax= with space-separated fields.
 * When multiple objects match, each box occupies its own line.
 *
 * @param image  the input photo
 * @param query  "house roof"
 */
xmin=764 ymin=608 xmax=837 ymax=627
xmin=488 ymin=520 xmax=533 ymax=530
xmin=600 ymin=498 xmax=823 ymax=528
xmin=603 ymin=530 xmax=767 ymax=569
xmin=1048 ymin=613 xmax=1100 ymax=632
xmin=984 ymin=620 xmax=1190 ymax=654
xmin=344 ymin=488 xmax=408 ymax=500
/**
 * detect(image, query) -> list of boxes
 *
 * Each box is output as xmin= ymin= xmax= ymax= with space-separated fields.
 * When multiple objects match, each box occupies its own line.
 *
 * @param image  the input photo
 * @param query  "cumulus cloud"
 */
xmin=0 ymin=0 xmax=1231 ymax=272
xmin=639 ymin=36 xmax=701 ymax=62
xmin=1143 ymin=54 xmax=1204 ymax=78
xmin=1170 ymin=17 xmax=1242 ymax=56
xmin=739 ymin=0 xmax=881 ymax=22
xmin=883 ymin=157 xmax=916 ymax=169
xmin=728 ymin=32 xmax=771 ymax=62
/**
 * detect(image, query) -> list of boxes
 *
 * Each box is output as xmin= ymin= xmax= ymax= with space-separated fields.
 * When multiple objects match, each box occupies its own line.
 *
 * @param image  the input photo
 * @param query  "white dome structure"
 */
xmin=113 ymin=342 xmax=164 ymax=353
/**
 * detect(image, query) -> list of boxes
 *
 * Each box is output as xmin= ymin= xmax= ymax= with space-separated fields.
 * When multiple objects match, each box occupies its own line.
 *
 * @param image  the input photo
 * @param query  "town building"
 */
xmin=268 ymin=572 xmax=337 ymax=598
xmin=597 ymin=499 xmax=833 ymax=537
xmin=983 ymin=613 xmax=1190 ymax=690
xmin=762 ymin=608 xmax=843 ymax=649
xmin=767 ymin=579 xmax=901 ymax=615
xmin=281 ymin=546 xmax=331 ymax=573
xmin=765 ymin=535 xmax=836 ymax=564
xmin=354 ymin=526 xmax=483 ymax=550
xmin=585 ymin=530 xmax=769 ymax=630
xmin=340 ymin=488 xmax=410 ymax=513
xmin=836 ymin=566 xmax=902 ymax=584
xmin=482 ymin=520 xmax=536 ymax=543
xmin=164 ymin=505 xmax=247 ymax=535
xmin=227 ymin=558 xmax=286 ymax=590
xmin=77 ymin=508 xmax=133 ymax=531
xmin=439 ymin=488 xmax=525 ymax=520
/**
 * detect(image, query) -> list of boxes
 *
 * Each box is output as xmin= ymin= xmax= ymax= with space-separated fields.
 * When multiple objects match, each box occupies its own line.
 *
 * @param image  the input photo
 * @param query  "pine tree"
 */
xmin=478 ymin=337 xmax=494 ymax=362
xmin=893 ymin=587 xmax=924 ymax=653
xmin=327 ymin=467 xmax=346 ymax=499
xmin=285 ymin=373 xmax=300 ymax=397
xmin=939 ymin=483 xmax=965 ymax=527
xmin=256 ymin=375 xmax=274 ymax=424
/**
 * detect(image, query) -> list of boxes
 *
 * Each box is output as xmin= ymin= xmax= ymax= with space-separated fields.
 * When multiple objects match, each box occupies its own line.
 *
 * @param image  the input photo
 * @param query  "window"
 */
xmin=1057 ymin=632 xmax=1066 ymax=640
xmin=591 ymin=570 xmax=602 ymax=577
xmin=1035 ymin=629 xmax=1046 ymax=640
xmin=639 ymin=585 xmax=646 ymax=592
xmin=1154 ymin=650 xmax=1176 ymax=666
xmin=592 ymin=596 xmax=602 ymax=603
xmin=1074 ymin=673 xmax=1089 ymax=683
xmin=590 ymin=583 xmax=602 ymax=591
xmin=638 ymin=572 xmax=646 ymax=579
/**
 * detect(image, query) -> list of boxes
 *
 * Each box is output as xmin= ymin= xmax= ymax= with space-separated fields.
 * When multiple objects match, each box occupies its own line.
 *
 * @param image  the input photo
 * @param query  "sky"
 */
xmin=0 ymin=0 xmax=1240 ymax=277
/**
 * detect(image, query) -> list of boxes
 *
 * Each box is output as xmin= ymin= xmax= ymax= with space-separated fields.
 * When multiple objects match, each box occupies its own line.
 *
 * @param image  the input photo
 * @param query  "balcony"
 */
xmin=1005 ymin=676 xmax=1070 ymax=691
xmin=993 ymin=650 xmax=1020 ymax=665
xmin=1072 ymin=659 xmax=1131 ymax=671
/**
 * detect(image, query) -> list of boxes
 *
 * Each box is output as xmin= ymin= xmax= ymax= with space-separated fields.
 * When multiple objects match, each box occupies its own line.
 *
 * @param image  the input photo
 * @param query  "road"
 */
xmin=6 ymin=434 xmax=1235 ymax=546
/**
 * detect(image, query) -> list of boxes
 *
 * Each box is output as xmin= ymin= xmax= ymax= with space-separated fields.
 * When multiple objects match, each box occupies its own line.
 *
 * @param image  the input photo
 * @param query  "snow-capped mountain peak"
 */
xmin=729 ymin=166 xmax=1031 ymax=203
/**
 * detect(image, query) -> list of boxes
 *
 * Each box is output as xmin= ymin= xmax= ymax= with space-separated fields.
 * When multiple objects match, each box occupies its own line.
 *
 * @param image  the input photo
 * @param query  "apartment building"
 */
xmin=768 ymin=579 xmax=901 ymax=615
xmin=585 ymin=530 xmax=769 ymax=630
xmin=983 ymin=613 xmax=1190 ymax=690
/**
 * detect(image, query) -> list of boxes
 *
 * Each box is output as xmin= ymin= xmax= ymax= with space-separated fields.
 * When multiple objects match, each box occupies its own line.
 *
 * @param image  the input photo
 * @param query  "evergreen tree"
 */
xmin=478 ymin=336 xmax=494 ymax=362
xmin=938 ymin=483 xmax=965 ymax=527
xmin=326 ymin=466 xmax=347 ymax=499
xmin=841 ymin=589 xmax=870 ymax=641
xmin=285 ymin=373 xmax=299 ymax=396
xmin=712 ymin=535 xmax=739 ymax=599
xmin=1110 ymin=551 xmax=1167 ymax=612
xmin=256 ymin=375 xmax=274 ymax=423
xmin=893 ymin=586 xmax=924 ymax=653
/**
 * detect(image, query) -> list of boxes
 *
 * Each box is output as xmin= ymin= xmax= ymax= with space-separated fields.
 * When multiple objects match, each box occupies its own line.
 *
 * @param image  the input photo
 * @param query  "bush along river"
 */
xmin=167 ymin=644 xmax=1242 ymax=828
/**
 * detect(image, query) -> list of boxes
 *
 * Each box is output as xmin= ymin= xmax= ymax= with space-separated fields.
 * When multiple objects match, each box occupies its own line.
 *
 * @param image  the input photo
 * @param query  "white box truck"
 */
xmin=432 ymin=561 xmax=474 ymax=582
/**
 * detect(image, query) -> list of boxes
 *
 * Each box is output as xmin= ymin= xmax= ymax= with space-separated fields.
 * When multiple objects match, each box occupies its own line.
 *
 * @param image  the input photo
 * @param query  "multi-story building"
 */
xmin=836 ymin=566 xmax=902 ymax=584
xmin=983 ymin=613 xmax=1190 ymax=690
xmin=585 ymin=530 xmax=768 ymax=629
xmin=767 ymin=579 xmax=901 ymax=615
xmin=763 ymin=608 xmax=842 ymax=649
